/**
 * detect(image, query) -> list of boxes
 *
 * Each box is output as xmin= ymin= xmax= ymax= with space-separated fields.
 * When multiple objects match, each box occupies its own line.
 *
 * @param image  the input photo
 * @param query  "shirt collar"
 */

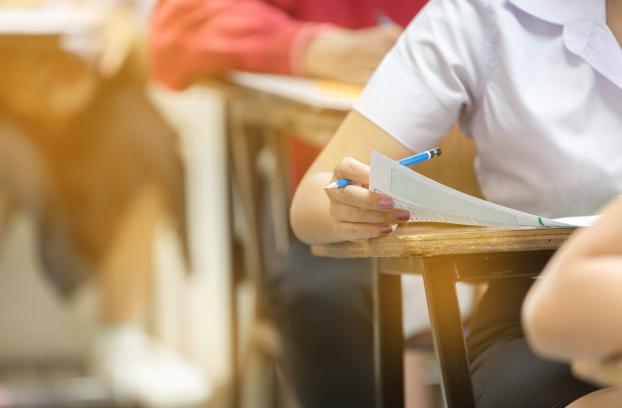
xmin=507 ymin=0 xmax=597 ymax=25
xmin=509 ymin=0 xmax=622 ymax=90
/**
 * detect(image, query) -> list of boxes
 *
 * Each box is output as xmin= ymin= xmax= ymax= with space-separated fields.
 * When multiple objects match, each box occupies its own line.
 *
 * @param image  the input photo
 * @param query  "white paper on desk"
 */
xmin=369 ymin=151 xmax=597 ymax=228
xmin=0 ymin=8 xmax=102 ymax=35
xmin=228 ymin=71 xmax=359 ymax=111
xmin=0 ymin=7 xmax=104 ymax=62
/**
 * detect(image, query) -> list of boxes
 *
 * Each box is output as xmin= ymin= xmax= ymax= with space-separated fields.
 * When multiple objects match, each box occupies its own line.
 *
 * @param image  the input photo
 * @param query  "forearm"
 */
xmin=524 ymin=196 xmax=622 ymax=360
xmin=149 ymin=0 xmax=322 ymax=89
xmin=524 ymin=257 xmax=622 ymax=360
xmin=290 ymin=111 xmax=413 ymax=244
xmin=290 ymin=172 xmax=341 ymax=244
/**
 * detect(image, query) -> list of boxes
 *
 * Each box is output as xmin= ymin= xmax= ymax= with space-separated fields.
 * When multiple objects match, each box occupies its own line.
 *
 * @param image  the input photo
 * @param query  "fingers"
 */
xmin=333 ymin=221 xmax=396 ymax=241
xmin=326 ymin=184 xmax=394 ymax=211
xmin=333 ymin=157 xmax=370 ymax=186
xmin=331 ymin=201 xmax=411 ymax=224
xmin=328 ymin=156 xmax=410 ymax=241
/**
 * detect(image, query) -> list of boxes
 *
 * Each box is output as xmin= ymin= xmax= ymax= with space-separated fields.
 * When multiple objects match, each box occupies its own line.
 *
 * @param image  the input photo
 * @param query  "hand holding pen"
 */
xmin=325 ymin=148 xmax=442 ymax=190
xmin=323 ymin=148 xmax=442 ymax=241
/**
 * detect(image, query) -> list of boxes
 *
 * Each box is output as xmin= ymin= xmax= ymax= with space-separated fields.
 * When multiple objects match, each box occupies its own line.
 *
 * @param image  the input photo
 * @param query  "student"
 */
xmin=523 ymin=196 xmax=622 ymax=407
xmin=150 ymin=0 xmax=427 ymax=88
xmin=150 ymin=1 xmax=428 ymax=406
xmin=291 ymin=0 xmax=622 ymax=406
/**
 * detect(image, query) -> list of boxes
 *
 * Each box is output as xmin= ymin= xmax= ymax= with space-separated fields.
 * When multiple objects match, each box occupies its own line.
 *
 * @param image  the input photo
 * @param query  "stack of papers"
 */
xmin=369 ymin=151 xmax=597 ymax=228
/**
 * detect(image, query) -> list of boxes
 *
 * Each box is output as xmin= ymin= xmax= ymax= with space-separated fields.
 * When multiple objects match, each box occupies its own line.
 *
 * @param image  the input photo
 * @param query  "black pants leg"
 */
xmin=266 ymin=239 xmax=375 ymax=408
xmin=468 ymin=278 xmax=599 ymax=408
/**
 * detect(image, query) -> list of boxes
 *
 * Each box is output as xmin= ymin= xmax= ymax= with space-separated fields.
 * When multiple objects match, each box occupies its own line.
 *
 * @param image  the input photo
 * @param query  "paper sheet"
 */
xmin=0 ymin=8 xmax=102 ymax=35
xmin=554 ymin=216 xmax=598 ymax=227
xmin=228 ymin=71 xmax=361 ymax=111
xmin=369 ymin=151 xmax=596 ymax=228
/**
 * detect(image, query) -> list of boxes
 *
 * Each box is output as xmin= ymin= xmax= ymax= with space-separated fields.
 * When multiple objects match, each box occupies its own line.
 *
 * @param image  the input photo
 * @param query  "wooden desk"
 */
xmin=225 ymin=78 xmax=353 ymax=408
xmin=313 ymin=224 xmax=575 ymax=408
xmin=227 ymin=81 xmax=350 ymax=284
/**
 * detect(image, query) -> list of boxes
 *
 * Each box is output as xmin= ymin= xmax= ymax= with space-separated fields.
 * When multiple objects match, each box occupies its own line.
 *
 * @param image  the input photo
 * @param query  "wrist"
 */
xmin=297 ymin=24 xmax=342 ymax=77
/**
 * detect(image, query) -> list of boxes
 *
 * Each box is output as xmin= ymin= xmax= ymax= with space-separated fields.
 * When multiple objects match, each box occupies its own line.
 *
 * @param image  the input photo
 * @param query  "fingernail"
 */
xmin=380 ymin=225 xmax=393 ymax=234
xmin=379 ymin=198 xmax=394 ymax=209
xmin=395 ymin=209 xmax=411 ymax=221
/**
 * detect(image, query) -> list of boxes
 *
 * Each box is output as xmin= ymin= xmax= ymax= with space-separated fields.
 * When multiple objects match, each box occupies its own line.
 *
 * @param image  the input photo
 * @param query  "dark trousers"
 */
xmin=266 ymin=239 xmax=376 ymax=408
xmin=468 ymin=278 xmax=600 ymax=408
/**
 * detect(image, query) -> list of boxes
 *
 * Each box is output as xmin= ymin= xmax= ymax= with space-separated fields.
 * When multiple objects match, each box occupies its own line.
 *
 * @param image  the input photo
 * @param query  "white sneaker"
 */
xmin=89 ymin=325 xmax=212 ymax=408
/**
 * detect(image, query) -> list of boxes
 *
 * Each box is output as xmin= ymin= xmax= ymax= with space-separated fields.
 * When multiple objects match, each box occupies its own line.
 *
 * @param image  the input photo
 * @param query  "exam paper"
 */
xmin=369 ymin=151 xmax=595 ymax=228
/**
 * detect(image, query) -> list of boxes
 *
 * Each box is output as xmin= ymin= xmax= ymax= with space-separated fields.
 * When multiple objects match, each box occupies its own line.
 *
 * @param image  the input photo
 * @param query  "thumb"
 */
xmin=334 ymin=157 xmax=371 ymax=186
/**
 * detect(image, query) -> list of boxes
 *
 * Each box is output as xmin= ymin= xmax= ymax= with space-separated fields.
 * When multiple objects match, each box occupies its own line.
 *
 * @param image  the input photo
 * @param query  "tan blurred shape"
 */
xmin=0 ymin=0 xmax=185 ymax=291
xmin=0 ymin=1 xmax=143 ymax=130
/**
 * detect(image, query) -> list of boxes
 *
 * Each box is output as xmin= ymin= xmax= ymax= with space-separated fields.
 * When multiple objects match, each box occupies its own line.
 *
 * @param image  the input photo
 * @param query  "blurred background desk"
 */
xmin=225 ymin=72 xmax=486 ymax=408
xmin=223 ymin=72 xmax=357 ymax=408
xmin=312 ymin=224 xmax=575 ymax=408
xmin=226 ymin=72 xmax=357 ymax=280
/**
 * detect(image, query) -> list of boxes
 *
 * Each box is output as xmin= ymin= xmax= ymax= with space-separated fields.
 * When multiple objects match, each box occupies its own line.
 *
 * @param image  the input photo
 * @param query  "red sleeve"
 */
xmin=149 ymin=0 xmax=325 ymax=90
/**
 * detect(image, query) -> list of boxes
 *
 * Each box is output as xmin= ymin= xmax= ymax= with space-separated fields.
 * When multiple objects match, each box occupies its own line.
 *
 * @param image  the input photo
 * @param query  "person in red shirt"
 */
xmin=149 ymin=2 xmax=428 ymax=407
xmin=150 ymin=0 xmax=427 ymax=88
xmin=150 ymin=0 xmax=427 ymax=187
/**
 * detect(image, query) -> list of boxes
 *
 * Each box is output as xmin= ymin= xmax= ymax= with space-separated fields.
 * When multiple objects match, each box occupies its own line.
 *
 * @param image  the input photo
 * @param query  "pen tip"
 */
xmin=432 ymin=148 xmax=442 ymax=157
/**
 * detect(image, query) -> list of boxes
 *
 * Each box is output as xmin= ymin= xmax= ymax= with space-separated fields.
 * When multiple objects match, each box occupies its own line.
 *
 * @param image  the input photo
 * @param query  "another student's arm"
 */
xmin=149 ymin=0 xmax=401 ymax=89
xmin=150 ymin=0 xmax=318 ymax=88
xmin=290 ymin=111 xmax=412 ymax=244
xmin=523 ymin=196 xmax=622 ymax=360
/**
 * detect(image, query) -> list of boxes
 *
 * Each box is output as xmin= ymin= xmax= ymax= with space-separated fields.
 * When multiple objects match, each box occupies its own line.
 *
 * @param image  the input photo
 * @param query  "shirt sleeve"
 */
xmin=149 ymin=0 xmax=325 ymax=90
xmin=354 ymin=0 xmax=490 ymax=151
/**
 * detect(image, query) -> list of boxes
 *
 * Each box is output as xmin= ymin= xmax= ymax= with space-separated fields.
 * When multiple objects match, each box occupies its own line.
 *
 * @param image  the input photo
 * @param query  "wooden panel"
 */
xmin=448 ymin=251 xmax=555 ymax=281
xmin=229 ymin=88 xmax=347 ymax=149
xmin=312 ymin=223 xmax=575 ymax=258
xmin=373 ymin=269 xmax=404 ymax=408
xmin=421 ymin=257 xmax=476 ymax=408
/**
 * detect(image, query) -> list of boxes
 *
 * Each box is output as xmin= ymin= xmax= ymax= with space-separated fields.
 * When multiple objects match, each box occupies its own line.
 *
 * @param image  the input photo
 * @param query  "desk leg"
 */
xmin=423 ymin=258 xmax=475 ymax=408
xmin=373 ymin=260 xmax=404 ymax=408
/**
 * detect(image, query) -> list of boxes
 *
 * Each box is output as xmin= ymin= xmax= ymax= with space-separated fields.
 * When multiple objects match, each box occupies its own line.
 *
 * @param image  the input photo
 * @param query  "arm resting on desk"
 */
xmin=523 ymin=195 xmax=622 ymax=361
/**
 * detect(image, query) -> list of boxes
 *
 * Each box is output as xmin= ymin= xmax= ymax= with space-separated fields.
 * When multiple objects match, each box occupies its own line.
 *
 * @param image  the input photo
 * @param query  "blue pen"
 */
xmin=325 ymin=148 xmax=442 ymax=190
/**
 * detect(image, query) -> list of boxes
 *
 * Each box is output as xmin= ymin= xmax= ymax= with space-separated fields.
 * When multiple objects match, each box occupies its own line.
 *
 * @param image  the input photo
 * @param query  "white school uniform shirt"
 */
xmin=355 ymin=0 xmax=622 ymax=336
xmin=355 ymin=0 xmax=622 ymax=218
